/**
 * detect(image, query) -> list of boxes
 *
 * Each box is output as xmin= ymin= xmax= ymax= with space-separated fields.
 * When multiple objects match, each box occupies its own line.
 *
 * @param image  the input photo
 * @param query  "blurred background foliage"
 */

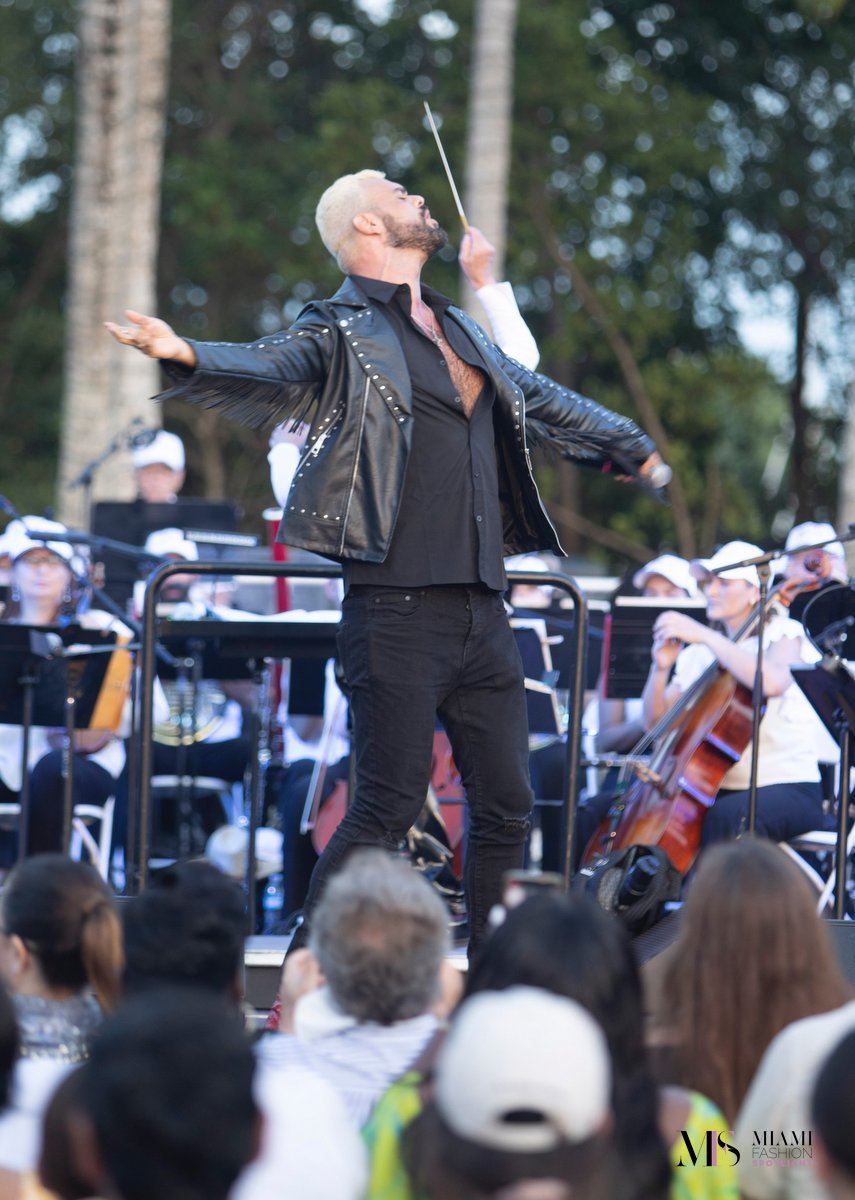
xmin=1 ymin=0 xmax=854 ymax=572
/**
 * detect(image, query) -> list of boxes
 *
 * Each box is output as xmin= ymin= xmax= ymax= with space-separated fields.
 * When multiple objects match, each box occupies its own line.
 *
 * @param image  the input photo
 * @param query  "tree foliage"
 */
xmin=1 ymin=0 xmax=852 ymax=566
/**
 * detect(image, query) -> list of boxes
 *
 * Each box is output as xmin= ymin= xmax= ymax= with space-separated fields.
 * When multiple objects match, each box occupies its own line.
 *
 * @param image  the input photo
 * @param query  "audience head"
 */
xmin=467 ymin=890 xmax=644 ymax=1070
xmin=0 ymin=983 xmax=18 ymax=1113
xmin=308 ymin=849 xmax=449 ymax=1025
xmin=39 ymin=1067 xmax=92 ymax=1200
xmin=812 ymin=1029 xmax=855 ymax=1199
xmin=784 ymin=521 xmax=848 ymax=586
xmin=0 ymin=855 xmax=122 ymax=1012
xmin=77 ymin=989 xmax=258 ymax=1200
xmin=632 ymin=553 xmax=698 ymax=599
xmin=465 ymin=891 xmax=670 ymax=1200
xmin=132 ymin=431 xmax=186 ymax=503
xmin=122 ymin=861 xmax=246 ymax=1005
xmin=405 ymin=987 xmax=612 ymax=1200
xmin=665 ymin=837 xmax=849 ymax=1121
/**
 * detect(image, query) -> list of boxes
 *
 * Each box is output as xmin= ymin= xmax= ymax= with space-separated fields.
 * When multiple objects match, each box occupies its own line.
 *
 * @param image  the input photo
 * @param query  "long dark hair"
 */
xmin=2 ymin=855 xmax=123 ymax=1012
xmin=663 ymin=837 xmax=850 ymax=1122
xmin=404 ymin=1101 xmax=609 ymax=1200
xmin=463 ymin=891 xmax=671 ymax=1200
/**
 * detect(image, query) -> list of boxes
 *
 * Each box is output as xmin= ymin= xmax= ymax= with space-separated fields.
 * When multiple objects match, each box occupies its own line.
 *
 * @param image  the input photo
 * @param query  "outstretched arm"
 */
xmin=105 ymin=309 xmax=197 ymax=367
xmin=507 ymin=356 xmax=662 ymax=482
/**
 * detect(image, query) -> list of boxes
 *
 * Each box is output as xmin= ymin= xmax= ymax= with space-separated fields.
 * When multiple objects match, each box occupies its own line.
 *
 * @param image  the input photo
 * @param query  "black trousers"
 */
xmin=300 ymin=583 xmax=534 ymax=954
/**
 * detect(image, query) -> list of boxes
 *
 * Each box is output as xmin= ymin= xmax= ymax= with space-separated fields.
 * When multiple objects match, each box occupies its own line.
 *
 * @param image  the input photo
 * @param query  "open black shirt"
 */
xmin=344 ymin=276 xmax=506 ymax=593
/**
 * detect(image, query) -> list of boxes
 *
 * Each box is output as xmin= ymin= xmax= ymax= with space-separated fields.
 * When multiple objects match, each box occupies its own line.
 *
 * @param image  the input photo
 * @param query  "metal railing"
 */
xmin=134 ymin=563 xmax=588 ymax=905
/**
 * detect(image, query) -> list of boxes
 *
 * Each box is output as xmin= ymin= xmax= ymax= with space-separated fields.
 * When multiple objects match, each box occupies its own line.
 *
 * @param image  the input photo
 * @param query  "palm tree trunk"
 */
xmin=58 ymin=0 xmax=171 ymax=526
xmin=462 ymin=0 xmax=518 ymax=317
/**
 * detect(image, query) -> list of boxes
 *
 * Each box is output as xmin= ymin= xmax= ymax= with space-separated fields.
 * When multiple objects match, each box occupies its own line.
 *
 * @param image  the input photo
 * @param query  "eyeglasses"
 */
xmin=16 ymin=552 xmax=67 ymax=568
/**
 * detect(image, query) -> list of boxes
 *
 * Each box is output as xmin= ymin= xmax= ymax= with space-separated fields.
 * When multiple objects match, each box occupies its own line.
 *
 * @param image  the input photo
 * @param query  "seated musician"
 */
xmin=0 ymin=518 xmax=133 ymax=858
xmin=642 ymin=540 xmax=828 ymax=845
xmin=780 ymin=520 xmax=851 ymax=638
xmin=597 ymin=554 xmax=698 ymax=755
xmin=274 ymin=658 xmax=350 ymax=922
xmin=142 ymin=528 xmax=252 ymax=845
xmin=132 ymin=429 xmax=186 ymax=503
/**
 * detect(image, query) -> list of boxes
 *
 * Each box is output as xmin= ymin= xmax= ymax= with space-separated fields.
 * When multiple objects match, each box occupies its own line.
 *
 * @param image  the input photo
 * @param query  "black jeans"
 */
xmin=300 ymin=583 xmax=533 ymax=953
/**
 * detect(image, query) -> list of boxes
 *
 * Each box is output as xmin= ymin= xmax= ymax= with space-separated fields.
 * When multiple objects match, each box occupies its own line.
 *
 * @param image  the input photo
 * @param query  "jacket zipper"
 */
xmin=339 ymin=376 xmax=370 ymax=553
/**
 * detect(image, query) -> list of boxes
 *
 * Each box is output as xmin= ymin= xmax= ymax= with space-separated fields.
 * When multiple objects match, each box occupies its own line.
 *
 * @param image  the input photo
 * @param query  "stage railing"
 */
xmin=135 ymin=563 xmax=588 ymax=908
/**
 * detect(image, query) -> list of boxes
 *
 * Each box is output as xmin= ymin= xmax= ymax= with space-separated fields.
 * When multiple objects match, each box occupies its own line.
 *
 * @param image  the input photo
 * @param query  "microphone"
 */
xmin=644 ymin=462 xmax=673 ymax=490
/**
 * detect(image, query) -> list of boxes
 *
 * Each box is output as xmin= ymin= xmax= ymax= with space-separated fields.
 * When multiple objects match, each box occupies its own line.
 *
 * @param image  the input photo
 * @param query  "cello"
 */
xmin=580 ymin=573 xmax=819 ymax=875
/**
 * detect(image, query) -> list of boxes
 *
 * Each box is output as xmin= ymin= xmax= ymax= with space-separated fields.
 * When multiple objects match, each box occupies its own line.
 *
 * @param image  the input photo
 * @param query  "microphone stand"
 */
xmin=67 ymin=420 xmax=155 ymax=529
xmin=746 ymin=558 xmax=772 ymax=835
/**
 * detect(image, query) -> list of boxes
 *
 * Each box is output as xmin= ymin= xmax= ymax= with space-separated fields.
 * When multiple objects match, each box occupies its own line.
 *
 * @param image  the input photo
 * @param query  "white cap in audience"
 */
xmin=632 ymin=554 xmax=698 ymax=597
xmin=205 ymin=825 xmax=283 ymax=880
xmin=144 ymin=528 xmax=198 ymax=561
xmin=132 ymin=430 xmax=185 ymax=471
xmin=5 ymin=517 xmax=76 ymax=564
xmin=434 ymin=987 xmax=611 ymax=1152
xmin=691 ymin=541 xmax=763 ymax=588
xmin=785 ymin=521 xmax=845 ymax=561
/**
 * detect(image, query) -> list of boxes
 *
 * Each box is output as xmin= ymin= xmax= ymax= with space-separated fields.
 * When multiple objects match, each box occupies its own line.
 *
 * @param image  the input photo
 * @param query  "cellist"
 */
xmin=642 ymin=540 xmax=831 ymax=846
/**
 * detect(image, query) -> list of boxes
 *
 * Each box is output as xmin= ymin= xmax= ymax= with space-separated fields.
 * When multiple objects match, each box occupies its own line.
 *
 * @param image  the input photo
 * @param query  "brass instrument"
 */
xmin=153 ymin=678 xmax=229 ymax=746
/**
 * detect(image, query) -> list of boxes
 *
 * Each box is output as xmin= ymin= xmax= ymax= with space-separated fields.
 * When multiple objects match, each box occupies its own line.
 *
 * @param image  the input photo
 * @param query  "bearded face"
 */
xmin=379 ymin=211 xmax=449 ymax=258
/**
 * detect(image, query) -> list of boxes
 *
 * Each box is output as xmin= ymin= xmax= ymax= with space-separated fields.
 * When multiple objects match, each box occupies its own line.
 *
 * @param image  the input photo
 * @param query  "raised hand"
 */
xmin=104 ymin=309 xmax=197 ymax=366
xmin=459 ymin=226 xmax=497 ymax=290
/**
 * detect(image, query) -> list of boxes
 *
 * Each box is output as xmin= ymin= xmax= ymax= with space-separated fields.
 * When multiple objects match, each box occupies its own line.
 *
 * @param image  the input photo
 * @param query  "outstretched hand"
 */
xmin=104 ymin=309 xmax=196 ymax=367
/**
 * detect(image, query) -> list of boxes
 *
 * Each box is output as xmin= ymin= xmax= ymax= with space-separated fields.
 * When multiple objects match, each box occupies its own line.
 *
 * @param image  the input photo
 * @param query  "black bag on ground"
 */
xmin=572 ymin=844 xmax=682 ymax=935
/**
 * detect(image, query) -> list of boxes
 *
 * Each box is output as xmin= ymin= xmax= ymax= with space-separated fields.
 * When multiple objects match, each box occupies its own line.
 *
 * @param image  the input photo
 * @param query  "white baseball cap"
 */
xmin=144 ymin=528 xmax=198 ymax=561
xmin=132 ymin=430 xmax=185 ymax=472
xmin=785 ymin=521 xmax=845 ymax=561
xmin=5 ymin=517 xmax=76 ymax=565
xmin=434 ymin=987 xmax=611 ymax=1153
xmin=205 ymin=825 xmax=283 ymax=880
xmin=691 ymin=541 xmax=764 ymax=588
xmin=632 ymin=554 xmax=698 ymax=597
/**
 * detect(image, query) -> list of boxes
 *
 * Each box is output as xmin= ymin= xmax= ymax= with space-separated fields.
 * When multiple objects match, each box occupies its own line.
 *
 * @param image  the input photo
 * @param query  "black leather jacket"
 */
xmin=161 ymin=277 xmax=655 ymax=562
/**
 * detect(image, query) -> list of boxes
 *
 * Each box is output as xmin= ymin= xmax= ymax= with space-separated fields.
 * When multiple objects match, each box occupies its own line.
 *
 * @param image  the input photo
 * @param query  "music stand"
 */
xmin=511 ymin=619 xmax=563 ymax=743
xmin=791 ymin=659 xmax=855 ymax=919
xmin=91 ymin=498 xmax=239 ymax=607
xmin=153 ymin=627 xmax=276 ymax=863
xmin=0 ymin=625 xmax=121 ymax=856
xmin=603 ymin=597 xmax=708 ymax=700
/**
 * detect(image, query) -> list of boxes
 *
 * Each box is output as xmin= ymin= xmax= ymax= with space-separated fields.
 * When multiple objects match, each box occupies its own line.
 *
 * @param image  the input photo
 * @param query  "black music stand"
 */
xmin=603 ymin=597 xmax=709 ymax=700
xmin=511 ymin=620 xmax=563 ymax=743
xmin=91 ymin=499 xmax=239 ymax=608
xmin=791 ymin=659 xmax=855 ymax=919
xmin=0 ymin=625 xmax=120 ymax=857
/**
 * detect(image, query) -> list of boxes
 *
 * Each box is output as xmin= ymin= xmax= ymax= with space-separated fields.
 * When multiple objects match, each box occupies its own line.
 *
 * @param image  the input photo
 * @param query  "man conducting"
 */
xmin=107 ymin=169 xmax=664 ymax=953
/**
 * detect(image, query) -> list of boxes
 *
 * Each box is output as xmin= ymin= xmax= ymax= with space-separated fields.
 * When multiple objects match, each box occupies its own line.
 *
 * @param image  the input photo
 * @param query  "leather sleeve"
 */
xmin=154 ymin=314 xmax=333 ymax=430
xmin=500 ymin=352 xmax=656 ymax=473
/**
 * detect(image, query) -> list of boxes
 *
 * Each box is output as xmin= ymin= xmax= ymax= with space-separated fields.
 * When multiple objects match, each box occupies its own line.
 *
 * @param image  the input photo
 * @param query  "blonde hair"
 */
xmin=315 ymin=169 xmax=386 ymax=271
